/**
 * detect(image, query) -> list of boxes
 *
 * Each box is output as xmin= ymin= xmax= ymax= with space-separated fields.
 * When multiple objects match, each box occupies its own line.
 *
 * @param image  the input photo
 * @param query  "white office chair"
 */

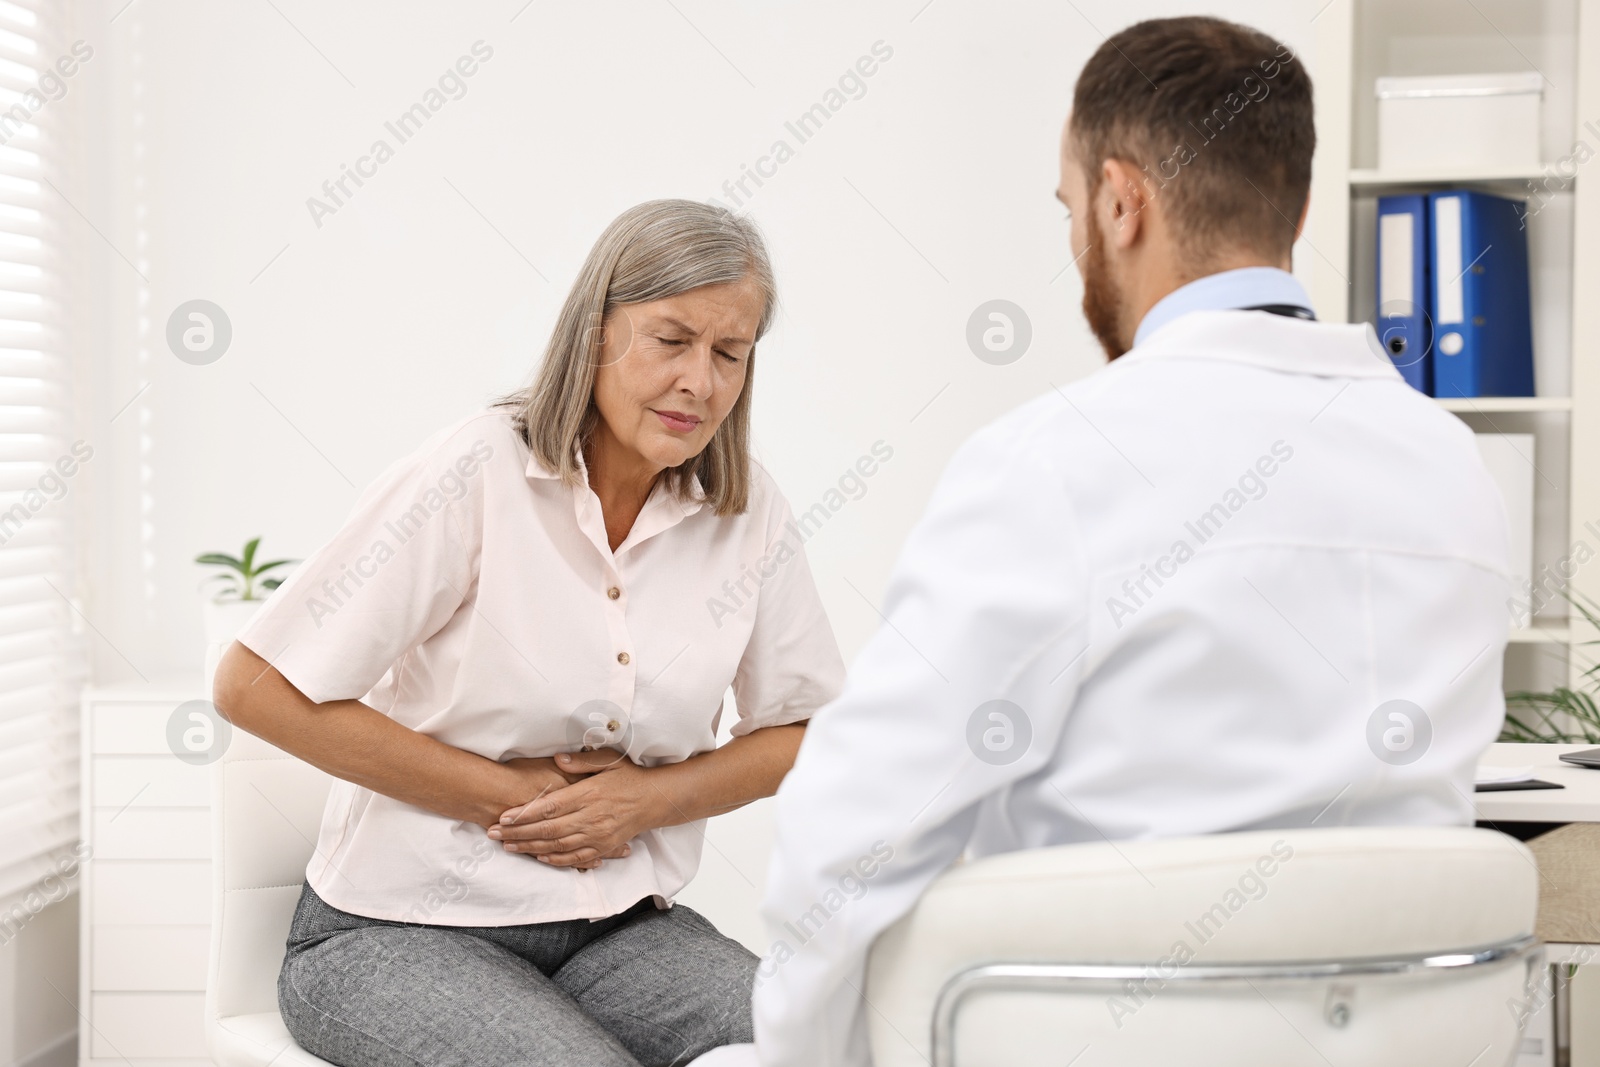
xmin=205 ymin=722 xmax=338 ymax=1066
xmin=866 ymin=826 xmax=1543 ymax=1067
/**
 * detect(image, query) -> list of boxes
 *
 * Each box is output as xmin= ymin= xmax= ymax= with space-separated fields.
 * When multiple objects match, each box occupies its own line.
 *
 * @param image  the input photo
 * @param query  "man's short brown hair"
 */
xmin=1070 ymin=16 xmax=1314 ymax=266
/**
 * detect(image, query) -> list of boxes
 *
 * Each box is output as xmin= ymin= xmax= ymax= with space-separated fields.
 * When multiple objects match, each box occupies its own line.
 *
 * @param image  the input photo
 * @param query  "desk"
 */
xmin=1477 ymin=743 xmax=1600 ymax=824
xmin=1477 ymin=742 xmax=1600 ymax=1066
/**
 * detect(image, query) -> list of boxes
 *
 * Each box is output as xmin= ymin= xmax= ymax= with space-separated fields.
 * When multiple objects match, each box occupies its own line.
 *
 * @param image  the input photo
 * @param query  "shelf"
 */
xmin=1435 ymin=397 xmax=1573 ymax=413
xmin=1312 ymin=0 xmax=1599 ymax=700
xmin=1509 ymin=624 xmax=1572 ymax=645
xmin=1349 ymin=166 xmax=1572 ymax=194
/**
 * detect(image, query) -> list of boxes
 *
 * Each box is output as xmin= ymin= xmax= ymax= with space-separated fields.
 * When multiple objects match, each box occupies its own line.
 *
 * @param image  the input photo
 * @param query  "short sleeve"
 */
xmin=729 ymin=493 xmax=846 ymax=736
xmin=237 ymin=428 xmax=494 ymax=705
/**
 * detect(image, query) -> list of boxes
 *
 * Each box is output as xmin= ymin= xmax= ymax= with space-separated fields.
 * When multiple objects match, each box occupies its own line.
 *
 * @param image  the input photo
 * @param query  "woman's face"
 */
xmin=591 ymin=279 xmax=763 ymax=474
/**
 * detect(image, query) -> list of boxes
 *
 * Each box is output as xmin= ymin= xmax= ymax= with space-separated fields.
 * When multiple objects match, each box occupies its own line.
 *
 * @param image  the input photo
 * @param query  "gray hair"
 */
xmin=500 ymin=199 xmax=776 ymax=516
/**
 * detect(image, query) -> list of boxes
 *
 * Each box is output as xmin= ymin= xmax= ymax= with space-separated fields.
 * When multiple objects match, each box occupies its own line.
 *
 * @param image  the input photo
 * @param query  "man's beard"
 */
xmin=1080 ymin=212 xmax=1128 ymax=359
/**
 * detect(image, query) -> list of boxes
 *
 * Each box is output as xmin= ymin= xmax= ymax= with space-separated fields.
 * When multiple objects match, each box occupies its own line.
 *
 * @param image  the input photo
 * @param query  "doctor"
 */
xmin=701 ymin=14 xmax=1513 ymax=1067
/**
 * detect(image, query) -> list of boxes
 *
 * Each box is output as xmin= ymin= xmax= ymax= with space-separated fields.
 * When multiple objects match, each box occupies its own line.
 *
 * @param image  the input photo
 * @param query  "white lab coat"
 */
xmin=741 ymin=309 xmax=1512 ymax=1067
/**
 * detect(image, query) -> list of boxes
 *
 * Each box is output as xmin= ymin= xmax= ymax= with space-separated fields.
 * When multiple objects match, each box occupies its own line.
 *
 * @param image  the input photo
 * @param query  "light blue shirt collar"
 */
xmin=1132 ymin=267 xmax=1314 ymax=349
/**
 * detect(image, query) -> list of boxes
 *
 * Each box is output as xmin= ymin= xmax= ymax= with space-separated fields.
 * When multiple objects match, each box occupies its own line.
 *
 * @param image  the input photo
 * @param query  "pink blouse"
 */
xmin=238 ymin=408 xmax=844 ymax=925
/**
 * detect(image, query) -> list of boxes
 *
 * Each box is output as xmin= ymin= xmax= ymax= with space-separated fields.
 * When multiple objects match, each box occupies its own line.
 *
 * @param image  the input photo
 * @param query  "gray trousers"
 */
xmin=279 ymin=882 xmax=757 ymax=1067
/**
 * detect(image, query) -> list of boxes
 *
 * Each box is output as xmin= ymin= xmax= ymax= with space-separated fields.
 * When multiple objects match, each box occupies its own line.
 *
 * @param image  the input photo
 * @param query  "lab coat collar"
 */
xmin=1121 ymin=309 xmax=1404 ymax=381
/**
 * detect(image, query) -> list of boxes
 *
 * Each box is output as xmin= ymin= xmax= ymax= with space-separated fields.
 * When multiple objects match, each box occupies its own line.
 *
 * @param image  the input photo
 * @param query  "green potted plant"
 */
xmin=195 ymin=537 xmax=295 ymax=648
xmin=1501 ymin=591 xmax=1600 ymax=743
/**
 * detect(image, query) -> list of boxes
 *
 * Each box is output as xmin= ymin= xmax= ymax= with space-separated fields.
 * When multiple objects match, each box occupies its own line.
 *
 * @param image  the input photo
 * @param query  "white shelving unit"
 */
xmin=1308 ymin=0 xmax=1600 ymax=697
xmin=1350 ymin=165 xmax=1575 ymax=188
xmin=1435 ymin=397 xmax=1576 ymax=414
xmin=1510 ymin=622 xmax=1574 ymax=645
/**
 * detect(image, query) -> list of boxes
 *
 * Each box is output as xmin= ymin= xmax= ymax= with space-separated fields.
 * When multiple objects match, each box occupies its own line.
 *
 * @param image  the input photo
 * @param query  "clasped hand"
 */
xmin=488 ymin=749 xmax=659 ymax=871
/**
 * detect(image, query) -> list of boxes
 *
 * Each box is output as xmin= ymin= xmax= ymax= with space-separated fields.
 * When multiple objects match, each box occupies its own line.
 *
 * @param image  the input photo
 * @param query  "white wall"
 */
xmin=68 ymin=0 xmax=1321 ymax=951
xmin=82 ymin=0 xmax=1319 ymax=681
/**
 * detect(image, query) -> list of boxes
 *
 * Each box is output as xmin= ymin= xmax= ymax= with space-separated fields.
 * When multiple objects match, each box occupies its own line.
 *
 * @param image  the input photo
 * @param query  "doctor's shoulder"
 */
xmin=1372 ymin=378 xmax=1491 ymax=458
xmin=930 ymin=389 xmax=1088 ymax=501
xmin=964 ymin=386 xmax=1097 ymax=463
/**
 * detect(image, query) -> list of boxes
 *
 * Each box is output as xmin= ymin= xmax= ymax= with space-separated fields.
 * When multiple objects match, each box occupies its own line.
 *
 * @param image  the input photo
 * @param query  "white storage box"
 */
xmin=1475 ymin=433 xmax=1534 ymax=628
xmin=1376 ymin=72 xmax=1543 ymax=172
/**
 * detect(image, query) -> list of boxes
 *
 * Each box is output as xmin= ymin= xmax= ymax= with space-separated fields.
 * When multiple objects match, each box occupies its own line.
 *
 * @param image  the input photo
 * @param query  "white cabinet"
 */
xmin=78 ymin=680 xmax=213 ymax=1067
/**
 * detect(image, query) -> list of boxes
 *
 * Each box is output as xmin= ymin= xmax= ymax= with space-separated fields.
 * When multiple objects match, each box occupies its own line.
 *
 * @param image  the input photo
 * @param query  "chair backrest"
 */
xmin=205 ymin=721 xmax=334 ymax=1024
xmin=866 ymin=826 xmax=1542 ymax=1067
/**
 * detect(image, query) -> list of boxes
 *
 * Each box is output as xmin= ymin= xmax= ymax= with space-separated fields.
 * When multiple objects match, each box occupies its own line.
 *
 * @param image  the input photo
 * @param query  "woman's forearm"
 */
xmin=491 ymin=720 xmax=812 ymax=863
xmin=614 ymin=721 xmax=807 ymax=829
xmin=213 ymin=641 xmax=550 ymax=828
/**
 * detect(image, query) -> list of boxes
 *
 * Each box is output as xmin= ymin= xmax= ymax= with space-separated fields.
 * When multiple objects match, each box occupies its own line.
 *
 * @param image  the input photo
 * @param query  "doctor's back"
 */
xmin=984 ymin=304 xmax=1512 ymax=847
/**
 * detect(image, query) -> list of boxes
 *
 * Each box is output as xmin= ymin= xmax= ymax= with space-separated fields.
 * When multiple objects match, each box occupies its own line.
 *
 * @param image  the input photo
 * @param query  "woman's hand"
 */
xmin=488 ymin=749 xmax=666 ymax=868
xmin=476 ymin=755 xmax=591 ymax=831
xmin=489 ymin=722 xmax=807 ymax=868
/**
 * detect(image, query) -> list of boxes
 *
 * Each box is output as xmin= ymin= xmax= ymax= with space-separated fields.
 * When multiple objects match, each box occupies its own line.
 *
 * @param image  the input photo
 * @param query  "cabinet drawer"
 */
xmin=90 ymin=862 xmax=210 ymax=925
xmin=90 ymin=992 xmax=207 ymax=1058
xmin=91 ymin=703 xmax=185 ymax=755
xmin=93 ymin=755 xmax=210 ymax=808
xmin=91 ymin=808 xmax=210 ymax=860
xmin=92 ymin=925 xmax=209 ymax=990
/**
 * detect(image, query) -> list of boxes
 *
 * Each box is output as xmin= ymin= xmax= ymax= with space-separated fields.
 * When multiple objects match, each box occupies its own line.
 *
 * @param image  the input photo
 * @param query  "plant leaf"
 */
xmin=1506 ymin=677 xmax=1600 ymax=743
xmin=195 ymin=554 xmax=246 ymax=573
xmin=252 ymin=559 xmax=297 ymax=576
xmin=241 ymin=537 xmax=260 ymax=573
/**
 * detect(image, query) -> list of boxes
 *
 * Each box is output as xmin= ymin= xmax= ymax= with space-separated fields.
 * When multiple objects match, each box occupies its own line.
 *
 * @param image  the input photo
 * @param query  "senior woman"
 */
xmin=213 ymin=200 xmax=844 ymax=1067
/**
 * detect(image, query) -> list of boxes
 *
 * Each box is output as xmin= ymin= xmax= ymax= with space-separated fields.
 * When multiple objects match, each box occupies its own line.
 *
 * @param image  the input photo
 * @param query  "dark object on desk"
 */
xmin=1477 ymin=820 xmax=1567 ymax=842
xmin=1558 ymin=746 xmax=1600 ymax=768
xmin=1475 ymin=778 xmax=1564 ymax=792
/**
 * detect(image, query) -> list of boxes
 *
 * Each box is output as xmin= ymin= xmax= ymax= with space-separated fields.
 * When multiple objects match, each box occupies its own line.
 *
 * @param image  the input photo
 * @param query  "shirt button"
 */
xmin=607 ymin=587 xmax=621 ymax=600
xmin=617 ymin=652 xmax=630 ymax=665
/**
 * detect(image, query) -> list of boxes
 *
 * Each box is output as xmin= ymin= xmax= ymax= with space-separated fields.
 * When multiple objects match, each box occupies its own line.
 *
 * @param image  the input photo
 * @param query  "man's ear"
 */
xmin=1101 ymin=158 xmax=1149 ymax=250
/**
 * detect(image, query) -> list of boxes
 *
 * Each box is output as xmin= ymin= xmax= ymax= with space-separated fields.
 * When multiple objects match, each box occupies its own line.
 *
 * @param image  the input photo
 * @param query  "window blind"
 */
xmin=0 ymin=0 xmax=87 ymax=913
